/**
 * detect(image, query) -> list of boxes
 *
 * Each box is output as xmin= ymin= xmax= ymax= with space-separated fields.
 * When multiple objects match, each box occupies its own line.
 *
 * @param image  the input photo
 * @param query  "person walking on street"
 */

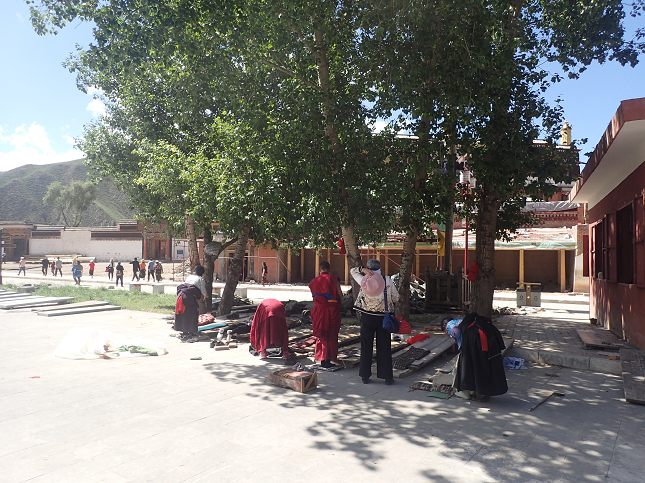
xmin=54 ymin=257 xmax=63 ymax=277
xmin=261 ymin=261 xmax=268 ymax=286
xmin=154 ymin=261 xmax=163 ymax=282
xmin=18 ymin=257 xmax=27 ymax=276
xmin=88 ymin=259 xmax=95 ymax=278
xmin=41 ymin=256 xmax=49 ymax=276
xmin=1 ymin=252 xmax=6 ymax=264
xmin=308 ymin=260 xmax=342 ymax=368
xmin=50 ymin=259 xmax=55 ymax=275
xmin=71 ymin=259 xmax=83 ymax=285
xmin=130 ymin=257 xmax=140 ymax=281
xmin=147 ymin=259 xmax=155 ymax=281
xmin=139 ymin=259 xmax=146 ymax=280
xmin=350 ymin=259 xmax=398 ymax=385
xmin=106 ymin=259 xmax=114 ymax=280
xmin=115 ymin=262 xmax=124 ymax=287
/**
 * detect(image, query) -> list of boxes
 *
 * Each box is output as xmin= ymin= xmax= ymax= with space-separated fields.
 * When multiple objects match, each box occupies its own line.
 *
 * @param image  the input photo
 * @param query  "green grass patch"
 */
xmin=1 ymin=283 xmax=176 ymax=314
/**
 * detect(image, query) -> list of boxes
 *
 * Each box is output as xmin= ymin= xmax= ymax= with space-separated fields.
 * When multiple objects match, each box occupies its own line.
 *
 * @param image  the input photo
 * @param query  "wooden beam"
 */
xmin=315 ymin=250 xmax=320 ymax=275
xmin=300 ymin=248 xmax=305 ymax=281
xmin=327 ymin=248 xmax=331 ymax=264
xmin=344 ymin=253 xmax=349 ymax=285
xmin=415 ymin=250 xmax=420 ymax=278
xmin=287 ymin=248 xmax=292 ymax=283
xmin=384 ymin=248 xmax=389 ymax=275
xmin=519 ymin=249 xmax=525 ymax=284
xmin=559 ymin=249 xmax=566 ymax=292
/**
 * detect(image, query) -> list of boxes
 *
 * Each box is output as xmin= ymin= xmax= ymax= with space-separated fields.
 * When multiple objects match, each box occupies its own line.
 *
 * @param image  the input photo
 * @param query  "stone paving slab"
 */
xmin=1 ymin=307 xmax=644 ymax=482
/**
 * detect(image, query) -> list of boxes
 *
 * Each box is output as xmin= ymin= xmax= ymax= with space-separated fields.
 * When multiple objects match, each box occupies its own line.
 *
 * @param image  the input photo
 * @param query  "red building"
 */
xmin=570 ymin=97 xmax=645 ymax=349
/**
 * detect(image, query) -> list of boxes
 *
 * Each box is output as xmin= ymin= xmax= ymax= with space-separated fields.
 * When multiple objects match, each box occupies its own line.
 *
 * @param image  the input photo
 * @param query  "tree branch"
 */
xmin=280 ymin=12 xmax=318 ymax=58
xmin=257 ymin=56 xmax=321 ymax=91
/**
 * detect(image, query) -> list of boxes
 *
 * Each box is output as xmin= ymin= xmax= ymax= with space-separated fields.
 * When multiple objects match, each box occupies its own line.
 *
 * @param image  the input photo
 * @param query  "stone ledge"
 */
xmin=507 ymin=347 xmax=621 ymax=375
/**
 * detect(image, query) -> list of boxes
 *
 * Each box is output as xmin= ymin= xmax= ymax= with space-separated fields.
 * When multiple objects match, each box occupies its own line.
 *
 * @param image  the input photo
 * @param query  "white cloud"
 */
xmin=371 ymin=120 xmax=388 ymax=133
xmin=0 ymin=124 xmax=84 ymax=173
xmin=86 ymin=86 xmax=103 ymax=96
xmin=87 ymin=99 xmax=106 ymax=117
xmin=63 ymin=135 xmax=76 ymax=145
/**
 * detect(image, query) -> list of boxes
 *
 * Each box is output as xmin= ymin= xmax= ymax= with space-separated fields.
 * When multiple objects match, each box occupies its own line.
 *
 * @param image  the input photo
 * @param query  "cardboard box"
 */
xmin=268 ymin=370 xmax=317 ymax=393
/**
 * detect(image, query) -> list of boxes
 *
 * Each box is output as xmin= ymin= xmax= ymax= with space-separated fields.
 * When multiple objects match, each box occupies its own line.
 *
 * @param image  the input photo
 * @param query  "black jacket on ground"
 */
xmin=454 ymin=312 xmax=508 ymax=397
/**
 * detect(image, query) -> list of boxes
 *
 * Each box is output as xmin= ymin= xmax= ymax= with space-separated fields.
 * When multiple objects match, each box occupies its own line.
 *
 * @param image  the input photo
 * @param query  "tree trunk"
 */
xmin=469 ymin=184 xmax=499 ymax=317
xmin=396 ymin=229 xmax=418 ymax=320
xmin=202 ymin=225 xmax=214 ymax=313
xmin=185 ymin=213 xmax=200 ymax=273
xmin=341 ymin=224 xmax=362 ymax=299
xmin=218 ymin=221 xmax=250 ymax=316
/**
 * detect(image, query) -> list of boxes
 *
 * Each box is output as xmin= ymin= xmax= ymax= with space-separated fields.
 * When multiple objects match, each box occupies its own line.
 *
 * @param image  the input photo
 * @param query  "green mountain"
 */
xmin=0 ymin=159 xmax=134 ymax=226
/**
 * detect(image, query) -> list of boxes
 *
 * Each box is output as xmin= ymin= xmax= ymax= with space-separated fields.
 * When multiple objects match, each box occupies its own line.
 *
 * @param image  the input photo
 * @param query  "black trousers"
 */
xmin=116 ymin=274 xmax=123 ymax=287
xmin=359 ymin=313 xmax=393 ymax=380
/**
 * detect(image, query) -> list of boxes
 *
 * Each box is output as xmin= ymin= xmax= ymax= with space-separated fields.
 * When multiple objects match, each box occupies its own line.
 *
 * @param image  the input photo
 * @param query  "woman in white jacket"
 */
xmin=350 ymin=259 xmax=399 ymax=385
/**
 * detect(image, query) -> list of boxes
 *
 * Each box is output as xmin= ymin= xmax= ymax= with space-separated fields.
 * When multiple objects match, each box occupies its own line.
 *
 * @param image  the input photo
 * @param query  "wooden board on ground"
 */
xmin=620 ymin=348 xmax=645 ymax=405
xmin=268 ymin=370 xmax=317 ymax=393
xmin=33 ymin=300 xmax=108 ymax=312
xmin=38 ymin=305 xmax=121 ymax=317
xmin=197 ymin=322 xmax=228 ymax=332
xmin=577 ymin=329 xmax=627 ymax=351
xmin=0 ymin=296 xmax=74 ymax=309
xmin=0 ymin=293 xmax=32 ymax=300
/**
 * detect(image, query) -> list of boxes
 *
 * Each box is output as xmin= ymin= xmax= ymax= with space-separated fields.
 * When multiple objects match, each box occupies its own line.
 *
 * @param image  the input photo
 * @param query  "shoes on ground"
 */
xmin=384 ymin=378 xmax=395 ymax=385
xmin=362 ymin=378 xmax=370 ymax=384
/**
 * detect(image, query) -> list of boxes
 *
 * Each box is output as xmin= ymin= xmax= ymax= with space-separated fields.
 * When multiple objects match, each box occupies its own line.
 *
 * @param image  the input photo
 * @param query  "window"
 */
xmin=592 ymin=221 xmax=604 ymax=279
xmin=617 ymin=204 xmax=634 ymax=284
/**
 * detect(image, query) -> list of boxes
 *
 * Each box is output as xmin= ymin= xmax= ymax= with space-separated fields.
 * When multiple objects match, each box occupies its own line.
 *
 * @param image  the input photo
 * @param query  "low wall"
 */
xmin=30 ymin=231 xmax=141 ymax=262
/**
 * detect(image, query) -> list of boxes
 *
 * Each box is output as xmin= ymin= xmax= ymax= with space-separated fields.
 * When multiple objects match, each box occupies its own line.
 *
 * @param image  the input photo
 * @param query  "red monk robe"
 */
xmin=308 ymin=272 xmax=342 ymax=362
xmin=250 ymin=299 xmax=290 ymax=356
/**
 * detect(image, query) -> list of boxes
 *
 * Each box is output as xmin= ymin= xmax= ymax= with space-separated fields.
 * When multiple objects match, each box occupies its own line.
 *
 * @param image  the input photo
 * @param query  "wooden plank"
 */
xmin=577 ymin=328 xmax=626 ymax=350
xmin=33 ymin=300 xmax=108 ymax=312
xmin=38 ymin=305 xmax=122 ymax=317
xmin=620 ymin=349 xmax=645 ymax=405
xmin=408 ymin=338 xmax=455 ymax=369
xmin=0 ymin=296 xmax=60 ymax=307
xmin=0 ymin=297 xmax=74 ymax=309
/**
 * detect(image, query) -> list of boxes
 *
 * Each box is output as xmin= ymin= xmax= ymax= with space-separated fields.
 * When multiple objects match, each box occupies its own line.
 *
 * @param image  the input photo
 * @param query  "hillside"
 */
xmin=0 ymin=159 xmax=135 ymax=226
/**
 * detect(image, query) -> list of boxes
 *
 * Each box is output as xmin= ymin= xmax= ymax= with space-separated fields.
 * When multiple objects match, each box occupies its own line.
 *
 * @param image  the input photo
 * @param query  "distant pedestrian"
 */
xmin=1 ymin=252 xmax=6 ymax=264
xmin=147 ymin=259 xmax=155 ymax=281
xmin=88 ymin=259 xmax=95 ymax=278
xmin=139 ymin=259 xmax=146 ymax=280
xmin=18 ymin=257 xmax=26 ymax=276
xmin=130 ymin=257 xmax=140 ymax=281
xmin=154 ymin=261 xmax=163 ymax=282
xmin=261 ymin=261 xmax=268 ymax=286
xmin=106 ymin=259 xmax=114 ymax=280
xmin=115 ymin=262 xmax=124 ymax=287
xmin=50 ymin=260 xmax=55 ymax=275
xmin=54 ymin=257 xmax=63 ymax=277
xmin=41 ymin=256 xmax=49 ymax=276
xmin=72 ymin=259 xmax=82 ymax=285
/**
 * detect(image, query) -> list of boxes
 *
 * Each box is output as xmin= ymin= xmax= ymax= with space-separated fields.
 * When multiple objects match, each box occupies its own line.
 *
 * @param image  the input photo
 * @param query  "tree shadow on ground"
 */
xmin=201 ymin=352 xmax=633 ymax=481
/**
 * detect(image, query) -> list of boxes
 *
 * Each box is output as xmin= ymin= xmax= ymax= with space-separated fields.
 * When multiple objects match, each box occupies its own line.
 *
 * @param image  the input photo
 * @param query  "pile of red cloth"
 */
xmin=406 ymin=334 xmax=431 ymax=345
xmin=198 ymin=313 xmax=215 ymax=326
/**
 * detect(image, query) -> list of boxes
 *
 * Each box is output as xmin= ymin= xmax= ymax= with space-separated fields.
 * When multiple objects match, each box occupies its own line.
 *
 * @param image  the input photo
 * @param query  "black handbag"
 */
xmin=382 ymin=276 xmax=400 ymax=333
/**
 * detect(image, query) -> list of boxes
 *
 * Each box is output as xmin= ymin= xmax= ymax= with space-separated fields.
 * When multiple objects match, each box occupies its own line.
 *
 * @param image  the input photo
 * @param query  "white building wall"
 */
xmin=30 ymin=230 xmax=142 ymax=262
xmin=573 ymin=253 xmax=589 ymax=293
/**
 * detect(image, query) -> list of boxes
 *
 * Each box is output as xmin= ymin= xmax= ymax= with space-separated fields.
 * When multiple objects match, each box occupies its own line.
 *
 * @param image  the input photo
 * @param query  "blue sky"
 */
xmin=1 ymin=0 xmax=643 ymax=173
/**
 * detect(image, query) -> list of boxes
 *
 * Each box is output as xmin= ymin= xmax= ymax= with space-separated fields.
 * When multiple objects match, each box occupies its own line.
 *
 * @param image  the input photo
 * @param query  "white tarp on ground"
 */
xmin=54 ymin=327 xmax=167 ymax=359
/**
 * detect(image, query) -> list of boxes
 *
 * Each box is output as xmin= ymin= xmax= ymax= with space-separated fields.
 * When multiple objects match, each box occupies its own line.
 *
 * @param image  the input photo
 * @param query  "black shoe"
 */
xmin=362 ymin=378 xmax=370 ymax=384
xmin=384 ymin=378 xmax=394 ymax=385
xmin=321 ymin=360 xmax=332 ymax=368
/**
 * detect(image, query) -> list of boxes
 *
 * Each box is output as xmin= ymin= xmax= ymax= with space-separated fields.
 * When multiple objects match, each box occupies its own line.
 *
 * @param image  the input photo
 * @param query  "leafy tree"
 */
xmin=43 ymin=180 xmax=97 ymax=226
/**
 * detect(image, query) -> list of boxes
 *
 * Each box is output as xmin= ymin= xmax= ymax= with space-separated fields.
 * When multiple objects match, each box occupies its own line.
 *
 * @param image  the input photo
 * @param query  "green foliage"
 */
xmin=43 ymin=179 xmax=98 ymax=226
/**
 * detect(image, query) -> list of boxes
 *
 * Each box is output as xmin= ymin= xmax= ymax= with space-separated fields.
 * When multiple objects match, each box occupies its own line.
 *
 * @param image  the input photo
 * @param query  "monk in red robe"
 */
xmin=250 ymin=299 xmax=290 ymax=359
xmin=308 ymin=261 xmax=342 ymax=368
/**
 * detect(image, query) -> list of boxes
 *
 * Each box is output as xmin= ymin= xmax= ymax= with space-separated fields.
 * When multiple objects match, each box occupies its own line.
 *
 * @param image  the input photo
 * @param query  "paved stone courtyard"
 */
xmin=1 ymin=306 xmax=644 ymax=483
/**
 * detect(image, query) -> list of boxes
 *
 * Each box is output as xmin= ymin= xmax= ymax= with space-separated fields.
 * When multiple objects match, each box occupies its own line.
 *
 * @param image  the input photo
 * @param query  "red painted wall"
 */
xmin=588 ymin=155 xmax=645 ymax=349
